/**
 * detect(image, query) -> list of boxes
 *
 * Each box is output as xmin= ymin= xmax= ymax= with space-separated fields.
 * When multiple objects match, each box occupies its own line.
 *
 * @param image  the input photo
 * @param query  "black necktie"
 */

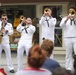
xmin=22 ymin=26 xmax=29 ymax=33
xmin=45 ymin=18 xmax=49 ymax=27
xmin=70 ymin=18 xmax=74 ymax=25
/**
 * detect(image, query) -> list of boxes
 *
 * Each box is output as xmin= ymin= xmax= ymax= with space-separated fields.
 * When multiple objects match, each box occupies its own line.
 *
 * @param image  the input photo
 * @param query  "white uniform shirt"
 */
xmin=15 ymin=68 xmax=51 ymax=75
xmin=0 ymin=22 xmax=13 ymax=44
xmin=60 ymin=16 xmax=76 ymax=38
xmin=16 ymin=24 xmax=36 ymax=44
xmin=39 ymin=16 xmax=56 ymax=42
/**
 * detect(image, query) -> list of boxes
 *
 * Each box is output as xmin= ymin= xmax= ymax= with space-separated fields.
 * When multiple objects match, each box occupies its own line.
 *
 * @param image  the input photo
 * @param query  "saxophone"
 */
xmin=0 ymin=23 xmax=5 ymax=44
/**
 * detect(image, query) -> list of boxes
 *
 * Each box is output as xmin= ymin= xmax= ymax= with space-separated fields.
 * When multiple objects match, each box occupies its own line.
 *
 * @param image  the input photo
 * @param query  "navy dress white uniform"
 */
xmin=0 ymin=22 xmax=14 ymax=71
xmin=60 ymin=16 xmax=76 ymax=70
xmin=40 ymin=16 xmax=56 ymax=59
xmin=39 ymin=16 xmax=56 ymax=43
xmin=16 ymin=22 xmax=36 ymax=71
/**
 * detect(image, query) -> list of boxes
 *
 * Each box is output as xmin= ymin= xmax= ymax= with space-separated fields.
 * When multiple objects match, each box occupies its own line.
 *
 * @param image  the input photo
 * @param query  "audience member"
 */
xmin=52 ymin=67 xmax=73 ymax=75
xmin=15 ymin=45 xmax=51 ymax=75
xmin=41 ymin=39 xmax=61 ymax=72
xmin=0 ymin=14 xmax=14 ymax=73
xmin=0 ymin=68 xmax=7 ymax=75
xmin=16 ymin=17 xmax=36 ymax=71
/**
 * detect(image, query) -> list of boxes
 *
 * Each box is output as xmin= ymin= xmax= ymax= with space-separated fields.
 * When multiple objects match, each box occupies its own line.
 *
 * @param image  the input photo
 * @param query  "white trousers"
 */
xmin=64 ymin=38 xmax=76 ymax=70
xmin=0 ymin=44 xmax=14 ymax=70
xmin=17 ymin=42 xmax=32 ymax=71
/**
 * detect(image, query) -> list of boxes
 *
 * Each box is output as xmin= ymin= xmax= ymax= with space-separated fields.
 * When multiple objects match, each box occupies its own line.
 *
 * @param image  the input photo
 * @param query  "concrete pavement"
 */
xmin=0 ymin=52 xmax=27 ymax=75
xmin=0 ymin=52 xmax=65 ymax=75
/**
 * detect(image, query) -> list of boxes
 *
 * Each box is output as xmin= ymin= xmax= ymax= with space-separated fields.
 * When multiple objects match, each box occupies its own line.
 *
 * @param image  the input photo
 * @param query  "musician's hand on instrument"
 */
xmin=67 ymin=16 xmax=71 ymax=20
xmin=65 ymin=16 xmax=70 ymax=21
xmin=70 ymin=16 xmax=75 ymax=19
xmin=22 ymin=20 xmax=25 ymax=24
xmin=44 ymin=12 xmax=49 ymax=16
xmin=65 ymin=16 xmax=70 ymax=23
xmin=1 ymin=29 xmax=6 ymax=33
xmin=21 ymin=17 xmax=26 ymax=24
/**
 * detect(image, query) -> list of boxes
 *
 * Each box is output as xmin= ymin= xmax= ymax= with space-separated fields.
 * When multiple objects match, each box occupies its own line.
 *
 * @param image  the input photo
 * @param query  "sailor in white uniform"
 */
xmin=16 ymin=17 xmax=36 ymax=71
xmin=0 ymin=14 xmax=14 ymax=73
xmin=39 ymin=8 xmax=56 ymax=58
xmin=60 ymin=7 xmax=76 ymax=71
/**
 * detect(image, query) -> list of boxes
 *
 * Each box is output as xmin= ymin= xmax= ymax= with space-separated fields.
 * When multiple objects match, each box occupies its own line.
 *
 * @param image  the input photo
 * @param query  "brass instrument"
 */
xmin=44 ymin=8 xmax=49 ymax=13
xmin=20 ymin=15 xmax=24 ymax=21
xmin=0 ymin=23 xmax=4 ymax=44
xmin=69 ymin=9 xmax=76 ymax=17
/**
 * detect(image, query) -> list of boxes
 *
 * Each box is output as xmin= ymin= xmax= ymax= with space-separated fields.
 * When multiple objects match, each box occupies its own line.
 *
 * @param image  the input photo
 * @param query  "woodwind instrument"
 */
xmin=0 ymin=23 xmax=5 ymax=44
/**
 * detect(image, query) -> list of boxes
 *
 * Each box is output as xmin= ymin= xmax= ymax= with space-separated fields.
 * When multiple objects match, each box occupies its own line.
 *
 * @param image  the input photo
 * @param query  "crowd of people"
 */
xmin=0 ymin=6 xmax=76 ymax=75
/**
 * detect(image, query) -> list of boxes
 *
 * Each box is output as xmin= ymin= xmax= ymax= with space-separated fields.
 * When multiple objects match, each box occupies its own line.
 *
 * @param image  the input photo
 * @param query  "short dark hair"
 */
xmin=1 ymin=14 xmax=7 ymax=18
xmin=69 ymin=7 xmax=76 ymax=11
xmin=41 ymin=39 xmax=54 ymax=57
xmin=28 ymin=45 xmax=46 ymax=68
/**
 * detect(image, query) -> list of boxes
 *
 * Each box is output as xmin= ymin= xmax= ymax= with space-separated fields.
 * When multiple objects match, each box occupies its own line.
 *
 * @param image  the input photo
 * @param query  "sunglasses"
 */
xmin=1 ymin=18 xmax=7 ymax=20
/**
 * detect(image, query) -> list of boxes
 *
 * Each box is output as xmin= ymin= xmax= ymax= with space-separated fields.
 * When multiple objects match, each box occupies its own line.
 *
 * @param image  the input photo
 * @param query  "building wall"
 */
xmin=36 ymin=2 xmax=68 ymax=54
xmin=35 ymin=2 xmax=76 ymax=54
xmin=0 ymin=0 xmax=75 ymax=3
xmin=0 ymin=2 xmax=75 ymax=54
